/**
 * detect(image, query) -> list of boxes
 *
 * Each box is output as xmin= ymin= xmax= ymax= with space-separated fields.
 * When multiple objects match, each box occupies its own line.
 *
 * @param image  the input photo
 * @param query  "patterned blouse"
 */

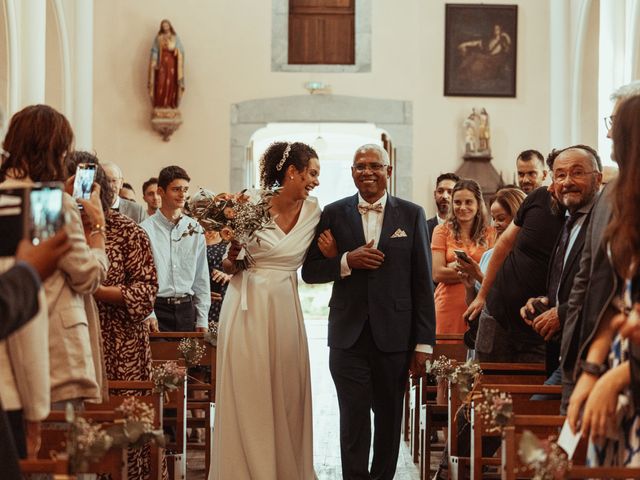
xmin=207 ymin=241 xmax=228 ymax=323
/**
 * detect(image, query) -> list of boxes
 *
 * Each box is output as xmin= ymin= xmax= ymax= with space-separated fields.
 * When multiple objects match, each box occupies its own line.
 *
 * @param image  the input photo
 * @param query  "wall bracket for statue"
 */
xmin=148 ymin=19 xmax=184 ymax=141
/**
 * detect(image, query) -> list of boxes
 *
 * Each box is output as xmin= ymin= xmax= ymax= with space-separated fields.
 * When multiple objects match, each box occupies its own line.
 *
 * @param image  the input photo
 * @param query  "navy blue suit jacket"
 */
xmin=301 ymin=193 xmax=436 ymax=353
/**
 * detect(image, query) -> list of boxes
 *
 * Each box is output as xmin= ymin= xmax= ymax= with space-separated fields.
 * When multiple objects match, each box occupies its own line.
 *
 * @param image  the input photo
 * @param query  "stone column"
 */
xmin=20 ymin=0 xmax=47 ymax=107
xmin=74 ymin=0 xmax=94 ymax=149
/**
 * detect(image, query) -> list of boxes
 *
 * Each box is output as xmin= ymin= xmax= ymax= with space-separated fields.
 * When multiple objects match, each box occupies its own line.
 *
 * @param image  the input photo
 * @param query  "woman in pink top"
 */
xmin=431 ymin=179 xmax=495 ymax=340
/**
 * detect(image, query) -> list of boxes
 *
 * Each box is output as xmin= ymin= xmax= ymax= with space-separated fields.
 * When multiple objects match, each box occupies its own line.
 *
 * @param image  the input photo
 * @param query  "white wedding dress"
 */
xmin=209 ymin=196 xmax=320 ymax=480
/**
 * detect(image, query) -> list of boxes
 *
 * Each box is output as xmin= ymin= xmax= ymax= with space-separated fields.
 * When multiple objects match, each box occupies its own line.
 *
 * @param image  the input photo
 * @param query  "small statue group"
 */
xmin=463 ymin=108 xmax=491 ymax=156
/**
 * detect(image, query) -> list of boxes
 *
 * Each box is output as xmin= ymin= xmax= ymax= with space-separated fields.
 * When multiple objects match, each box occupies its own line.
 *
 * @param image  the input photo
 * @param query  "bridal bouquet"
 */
xmin=182 ymin=188 xmax=277 ymax=268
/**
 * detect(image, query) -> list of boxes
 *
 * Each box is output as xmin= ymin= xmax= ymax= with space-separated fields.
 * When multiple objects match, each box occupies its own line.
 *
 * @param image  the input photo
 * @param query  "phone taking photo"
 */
xmin=453 ymin=249 xmax=471 ymax=263
xmin=29 ymin=182 xmax=64 ymax=245
xmin=72 ymin=163 xmax=96 ymax=208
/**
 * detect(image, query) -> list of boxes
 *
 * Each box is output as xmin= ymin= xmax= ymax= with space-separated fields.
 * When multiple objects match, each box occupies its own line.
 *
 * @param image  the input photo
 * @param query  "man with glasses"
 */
xmin=520 ymin=146 xmax=602 ymax=395
xmin=516 ymin=149 xmax=547 ymax=194
xmin=141 ymin=166 xmax=210 ymax=332
xmin=561 ymin=80 xmax=640 ymax=413
xmin=103 ymin=161 xmax=147 ymax=223
xmin=303 ymin=144 xmax=435 ymax=480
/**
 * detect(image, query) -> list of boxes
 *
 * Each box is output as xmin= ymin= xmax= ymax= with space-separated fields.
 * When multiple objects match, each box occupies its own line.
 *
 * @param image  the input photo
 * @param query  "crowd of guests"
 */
xmin=428 ymin=81 xmax=640 ymax=478
xmin=0 ymin=104 xmax=228 ymax=479
xmin=2 ymin=79 xmax=640 ymax=480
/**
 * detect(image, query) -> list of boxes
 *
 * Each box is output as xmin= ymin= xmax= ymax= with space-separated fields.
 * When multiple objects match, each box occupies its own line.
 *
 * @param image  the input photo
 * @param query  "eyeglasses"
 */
xmin=352 ymin=163 xmax=387 ymax=173
xmin=604 ymin=115 xmax=615 ymax=130
xmin=552 ymin=169 xmax=597 ymax=183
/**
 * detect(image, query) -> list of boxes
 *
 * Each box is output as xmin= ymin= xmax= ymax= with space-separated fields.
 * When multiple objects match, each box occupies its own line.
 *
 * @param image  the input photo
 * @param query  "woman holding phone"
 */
xmin=431 ymin=179 xmax=495 ymax=340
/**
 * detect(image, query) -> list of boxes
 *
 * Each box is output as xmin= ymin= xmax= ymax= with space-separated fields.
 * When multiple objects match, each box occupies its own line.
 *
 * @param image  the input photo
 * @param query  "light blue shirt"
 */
xmin=141 ymin=211 xmax=211 ymax=328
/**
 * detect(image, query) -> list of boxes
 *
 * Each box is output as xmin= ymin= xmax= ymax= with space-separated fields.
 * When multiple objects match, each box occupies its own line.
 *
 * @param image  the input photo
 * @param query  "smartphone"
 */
xmin=526 ymin=298 xmax=550 ymax=321
xmin=72 ymin=163 xmax=96 ymax=207
xmin=0 ymin=187 xmax=28 ymax=255
xmin=453 ymin=249 xmax=471 ymax=263
xmin=29 ymin=182 xmax=64 ymax=245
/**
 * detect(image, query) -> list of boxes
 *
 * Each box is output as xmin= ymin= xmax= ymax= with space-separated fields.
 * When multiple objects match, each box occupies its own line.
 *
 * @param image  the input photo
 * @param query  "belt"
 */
xmin=156 ymin=295 xmax=193 ymax=305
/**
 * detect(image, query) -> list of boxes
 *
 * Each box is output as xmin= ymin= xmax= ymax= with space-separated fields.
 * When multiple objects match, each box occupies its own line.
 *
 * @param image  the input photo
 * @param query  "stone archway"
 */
xmin=229 ymin=95 xmax=413 ymax=200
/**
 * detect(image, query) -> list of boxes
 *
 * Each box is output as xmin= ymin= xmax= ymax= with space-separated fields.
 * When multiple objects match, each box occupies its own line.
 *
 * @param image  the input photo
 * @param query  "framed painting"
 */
xmin=444 ymin=4 xmax=518 ymax=97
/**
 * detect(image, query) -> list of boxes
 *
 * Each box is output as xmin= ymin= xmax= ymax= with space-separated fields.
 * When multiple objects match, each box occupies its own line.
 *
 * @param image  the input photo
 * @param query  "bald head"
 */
xmin=102 ymin=162 xmax=124 ymax=203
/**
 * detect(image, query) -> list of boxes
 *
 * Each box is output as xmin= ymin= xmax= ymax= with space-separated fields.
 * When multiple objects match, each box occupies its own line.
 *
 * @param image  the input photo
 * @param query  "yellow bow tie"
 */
xmin=358 ymin=202 xmax=383 ymax=215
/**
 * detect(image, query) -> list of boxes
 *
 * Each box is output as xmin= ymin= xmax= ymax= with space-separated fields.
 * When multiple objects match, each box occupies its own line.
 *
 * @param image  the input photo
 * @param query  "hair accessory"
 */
xmin=275 ymin=143 xmax=292 ymax=171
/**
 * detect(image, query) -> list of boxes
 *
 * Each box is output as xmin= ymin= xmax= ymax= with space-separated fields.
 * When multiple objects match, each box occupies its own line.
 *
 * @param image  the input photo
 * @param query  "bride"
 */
xmin=210 ymin=142 xmax=326 ymax=480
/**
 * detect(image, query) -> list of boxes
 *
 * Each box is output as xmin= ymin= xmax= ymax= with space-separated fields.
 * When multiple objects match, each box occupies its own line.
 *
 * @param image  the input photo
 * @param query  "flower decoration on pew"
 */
xmin=65 ymin=398 xmax=165 ymax=473
xmin=66 ymin=404 xmax=113 ymax=472
xmin=204 ymin=321 xmax=218 ymax=347
xmin=517 ymin=430 xmax=570 ymax=480
xmin=181 ymin=188 xmax=278 ymax=269
xmin=152 ymin=361 xmax=186 ymax=395
xmin=426 ymin=356 xmax=482 ymax=401
xmin=474 ymin=388 xmax=513 ymax=433
xmin=178 ymin=337 xmax=206 ymax=367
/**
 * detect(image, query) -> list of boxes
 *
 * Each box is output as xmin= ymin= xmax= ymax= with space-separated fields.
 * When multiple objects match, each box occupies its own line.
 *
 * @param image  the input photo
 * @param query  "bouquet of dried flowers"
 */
xmin=65 ymin=397 xmax=165 ymax=473
xmin=178 ymin=337 xmax=206 ymax=367
xmin=475 ymin=388 xmax=513 ymax=433
xmin=182 ymin=188 xmax=278 ymax=268
xmin=152 ymin=361 xmax=186 ymax=395
xmin=426 ymin=356 xmax=482 ymax=402
xmin=518 ymin=430 xmax=570 ymax=480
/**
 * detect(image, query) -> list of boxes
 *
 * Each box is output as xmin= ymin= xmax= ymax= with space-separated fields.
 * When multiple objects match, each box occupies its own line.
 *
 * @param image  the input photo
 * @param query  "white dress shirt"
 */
xmin=339 ymin=192 xmax=432 ymax=354
xmin=141 ymin=211 xmax=211 ymax=329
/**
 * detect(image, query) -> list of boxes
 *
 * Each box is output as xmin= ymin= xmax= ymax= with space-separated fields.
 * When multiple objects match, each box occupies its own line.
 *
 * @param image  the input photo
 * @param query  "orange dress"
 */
xmin=431 ymin=222 xmax=495 ymax=340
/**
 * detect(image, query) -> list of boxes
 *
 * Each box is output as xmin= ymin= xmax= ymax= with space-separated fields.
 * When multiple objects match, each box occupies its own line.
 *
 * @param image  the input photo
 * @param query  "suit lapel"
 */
xmin=377 ymin=194 xmax=398 ymax=252
xmin=344 ymin=194 xmax=366 ymax=246
xmin=559 ymin=211 xmax=591 ymax=288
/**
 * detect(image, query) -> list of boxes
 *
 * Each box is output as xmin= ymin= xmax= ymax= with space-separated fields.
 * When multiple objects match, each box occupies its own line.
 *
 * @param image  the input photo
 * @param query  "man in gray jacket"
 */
xmin=103 ymin=162 xmax=147 ymax=223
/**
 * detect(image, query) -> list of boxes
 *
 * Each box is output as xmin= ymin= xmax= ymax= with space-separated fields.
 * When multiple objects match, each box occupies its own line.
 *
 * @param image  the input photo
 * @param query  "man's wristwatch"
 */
xmin=580 ymin=360 xmax=607 ymax=377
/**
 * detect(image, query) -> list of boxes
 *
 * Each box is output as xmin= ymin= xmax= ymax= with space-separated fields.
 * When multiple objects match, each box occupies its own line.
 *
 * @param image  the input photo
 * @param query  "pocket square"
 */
xmin=390 ymin=228 xmax=407 ymax=238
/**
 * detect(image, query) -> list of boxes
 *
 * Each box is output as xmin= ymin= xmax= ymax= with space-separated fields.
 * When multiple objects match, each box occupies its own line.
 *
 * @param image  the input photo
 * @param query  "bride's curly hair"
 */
xmin=259 ymin=142 xmax=318 ymax=189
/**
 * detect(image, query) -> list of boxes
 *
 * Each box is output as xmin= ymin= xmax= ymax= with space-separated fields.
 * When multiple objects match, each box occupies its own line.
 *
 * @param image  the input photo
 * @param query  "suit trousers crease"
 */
xmin=329 ymin=321 xmax=410 ymax=480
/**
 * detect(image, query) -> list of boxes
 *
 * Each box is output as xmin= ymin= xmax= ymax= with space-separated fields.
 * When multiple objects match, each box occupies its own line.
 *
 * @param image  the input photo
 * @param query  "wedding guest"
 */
xmin=0 ymin=104 xmax=108 ymax=458
xmin=103 ymin=161 xmax=147 ymax=223
xmin=426 ymin=172 xmax=459 ymax=241
xmin=460 ymin=187 xmax=525 ymax=346
xmin=303 ymin=144 xmax=435 ymax=480
xmin=119 ymin=181 xmax=136 ymax=202
xmin=141 ymin=166 xmax=210 ymax=333
xmin=560 ymin=80 xmax=640 ymax=412
xmin=211 ymin=142 xmax=321 ymax=479
xmin=431 ymin=179 xmax=495 ymax=340
xmin=68 ymin=151 xmax=160 ymax=478
xmin=142 ymin=177 xmax=162 ymax=216
xmin=516 ymin=149 xmax=547 ymax=194
xmin=205 ymin=230 xmax=230 ymax=323
xmin=567 ymin=94 xmax=640 ymax=467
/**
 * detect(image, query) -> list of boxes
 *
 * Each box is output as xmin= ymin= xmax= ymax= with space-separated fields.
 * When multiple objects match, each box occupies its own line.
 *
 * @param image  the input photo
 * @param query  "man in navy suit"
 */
xmin=302 ymin=144 xmax=436 ymax=480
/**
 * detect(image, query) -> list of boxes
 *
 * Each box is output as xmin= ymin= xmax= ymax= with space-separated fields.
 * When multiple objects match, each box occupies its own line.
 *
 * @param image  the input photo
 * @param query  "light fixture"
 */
xmin=312 ymin=124 xmax=328 ymax=154
xmin=304 ymin=81 xmax=330 ymax=95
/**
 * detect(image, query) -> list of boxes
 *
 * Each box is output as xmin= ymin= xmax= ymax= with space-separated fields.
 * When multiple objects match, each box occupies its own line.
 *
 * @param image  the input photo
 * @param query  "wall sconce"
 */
xmin=304 ymin=81 xmax=331 ymax=95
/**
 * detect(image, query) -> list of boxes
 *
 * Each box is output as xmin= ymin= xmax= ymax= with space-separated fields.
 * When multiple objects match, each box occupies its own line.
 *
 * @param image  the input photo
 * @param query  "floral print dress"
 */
xmin=96 ymin=212 xmax=160 ymax=479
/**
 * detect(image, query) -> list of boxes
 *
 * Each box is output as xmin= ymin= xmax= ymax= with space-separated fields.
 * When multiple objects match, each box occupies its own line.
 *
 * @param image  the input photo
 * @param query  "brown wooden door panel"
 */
xmin=289 ymin=14 xmax=354 ymax=64
xmin=290 ymin=0 xmax=353 ymax=10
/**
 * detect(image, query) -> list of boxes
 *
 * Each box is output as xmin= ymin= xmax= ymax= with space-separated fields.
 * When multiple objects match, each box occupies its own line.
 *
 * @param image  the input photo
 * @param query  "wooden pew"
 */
xmin=447 ymin=363 xmax=547 ymax=480
xmin=404 ymin=333 xmax=465 ymax=444
xmin=149 ymin=332 xmax=216 ymax=476
xmin=469 ymin=384 xmax=561 ymax=480
xmin=501 ymin=415 xmax=640 ymax=479
xmin=39 ymin=382 xmax=164 ymax=480
xmin=19 ymin=457 xmax=74 ymax=479
xmin=416 ymin=341 xmax=467 ymax=477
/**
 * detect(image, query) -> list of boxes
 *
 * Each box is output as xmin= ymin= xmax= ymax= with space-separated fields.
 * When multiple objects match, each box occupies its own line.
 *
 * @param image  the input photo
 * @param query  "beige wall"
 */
xmin=91 ymin=0 xmax=550 ymax=215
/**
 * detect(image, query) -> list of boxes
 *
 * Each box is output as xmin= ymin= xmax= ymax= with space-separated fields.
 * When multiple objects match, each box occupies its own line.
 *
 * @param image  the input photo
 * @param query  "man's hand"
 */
xmin=410 ymin=351 xmax=431 ymax=379
xmin=147 ymin=317 xmax=159 ymax=332
xmin=16 ymin=230 xmax=71 ymax=281
xmin=25 ymin=421 xmax=41 ymax=459
xmin=532 ymin=307 xmax=560 ymax=341
xmin=346 ymin=239 xmax=385 ymax=270
xmin=318 ymin=229 xmax=338 ymax=259
xmin=613 ymin=307 xmax=640 ymax=344
xmin=463 ymin=295 xmax=485 ymax=323
xmin=195 ymin=327 xmax=208 ymax=333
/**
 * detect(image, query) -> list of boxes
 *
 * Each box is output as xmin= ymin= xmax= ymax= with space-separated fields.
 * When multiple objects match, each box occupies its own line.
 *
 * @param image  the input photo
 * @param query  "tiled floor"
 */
xmin=186 ymin=319 xmax=421 ymax=479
